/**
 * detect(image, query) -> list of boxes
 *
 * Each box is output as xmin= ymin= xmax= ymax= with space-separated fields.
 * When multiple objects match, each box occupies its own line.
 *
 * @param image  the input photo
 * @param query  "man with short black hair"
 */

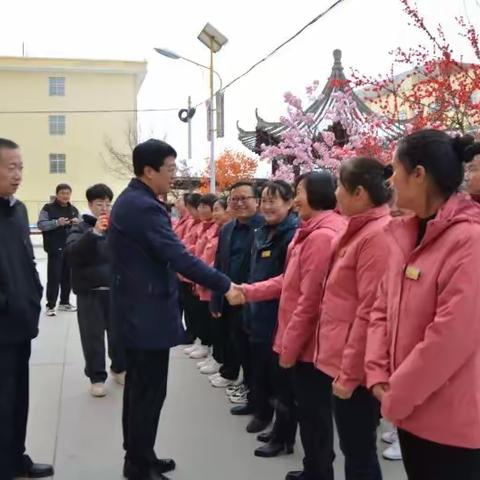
xmin=38 ymin=183 xmax=79 ymax=316
xmin=66 ymin=183 xmax=126 ymax=398
xmin=109 ymin=139 xmax=240 ymax=480
xmin=0 ymin=138 xmax=54 ymax=479
xmin=210 ymin=181 xmax=264 ymax=412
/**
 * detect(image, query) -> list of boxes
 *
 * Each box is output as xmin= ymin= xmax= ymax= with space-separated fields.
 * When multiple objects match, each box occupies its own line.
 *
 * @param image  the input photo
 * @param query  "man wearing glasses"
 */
xmin=109 ymin=139 xmax=239 ymax=480
xmin=210 ymin=182 xmax=264 ymax=415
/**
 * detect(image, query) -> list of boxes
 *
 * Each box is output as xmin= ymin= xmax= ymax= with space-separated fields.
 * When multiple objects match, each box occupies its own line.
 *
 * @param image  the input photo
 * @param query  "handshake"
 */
xmin=225 ymin=283 xmax=247 ymax=306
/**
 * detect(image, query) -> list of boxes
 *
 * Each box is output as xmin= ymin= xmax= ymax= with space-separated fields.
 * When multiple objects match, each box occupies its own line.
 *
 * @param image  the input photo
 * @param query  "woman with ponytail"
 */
xmin=366 ymin=130 xmax=480 ymax=480
xmin=297 ymin=157 xmax=392 ymax=480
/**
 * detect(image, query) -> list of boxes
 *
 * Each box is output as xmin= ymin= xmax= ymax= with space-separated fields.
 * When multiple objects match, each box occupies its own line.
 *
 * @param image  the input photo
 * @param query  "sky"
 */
xmin=2 ymin=0 xmax=480 ymax=176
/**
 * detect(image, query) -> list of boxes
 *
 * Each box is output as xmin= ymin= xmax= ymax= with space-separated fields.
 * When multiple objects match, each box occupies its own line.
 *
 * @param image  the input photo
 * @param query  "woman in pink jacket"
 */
xmin=196 ymin=197 xmax=231 ymax=374
xmin=366 ymin=130 xmax=480 ymax=480
xmin=310 ymin=157 xmax=392 ymax=480
xmin=181 ymin=193 xmax=204 ymax=353
xmin=188 ymin=193 xmax=220 ymax=361
xmin=241 ymin=171 xmax=345 ymax=480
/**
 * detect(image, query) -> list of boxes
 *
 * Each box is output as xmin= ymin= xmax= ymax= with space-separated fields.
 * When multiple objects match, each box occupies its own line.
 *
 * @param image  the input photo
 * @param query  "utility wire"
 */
xmin=0 ymin=0 xmax=347 ymax=115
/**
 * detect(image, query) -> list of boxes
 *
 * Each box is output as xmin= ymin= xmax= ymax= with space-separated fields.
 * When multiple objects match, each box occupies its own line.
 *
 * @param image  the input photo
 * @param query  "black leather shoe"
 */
xmin=152 ymin=459 xmax=175 ymax=474
xmin=123 ymin=464 xmax=168 ymax=480
xmin=230 ymin=404 xmax=253 ymax=416
xmin=15 ymin=463 xmax=54 ymax=478
xmin=246 ymin=417 xmax=271 ymax=434
xmin=255 ymin=440 xmax=294 ymax=458
xmin=285 ymin=471 xmax=305 ymax=480
xmin=257 ymin=430 xmax=273 ymax=443
xmin=124 ymin=459 xmax=175 ymax=478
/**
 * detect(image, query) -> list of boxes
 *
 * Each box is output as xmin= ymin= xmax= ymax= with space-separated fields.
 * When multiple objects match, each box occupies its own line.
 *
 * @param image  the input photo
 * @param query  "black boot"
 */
xmin=257 ymin=430 xmax=273 ymax=443
xmin=285 ymin=471 xmax=305 ymax=480
xmin=14 ymin=463 xmax=54 ymax=479
xmin=255 ymin=440 xmax=294 ymax=458
xmin=246 ymin=417 xmax=271 ymax=434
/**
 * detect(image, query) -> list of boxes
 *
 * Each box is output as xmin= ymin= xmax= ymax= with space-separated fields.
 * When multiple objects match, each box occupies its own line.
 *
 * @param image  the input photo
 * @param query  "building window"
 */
xmin=49 ymin=115 xmax=65 ymax=135
xmin=49 ymin=77 xmax=65 ymax=96
xmin=49 ymin=154 xmax=66 ymax=174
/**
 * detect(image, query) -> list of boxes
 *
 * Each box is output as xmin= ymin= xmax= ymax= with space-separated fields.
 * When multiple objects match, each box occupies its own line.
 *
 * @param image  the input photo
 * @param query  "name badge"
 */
xmin=405 ymin=265 xmax=421 ymax=281
xmin=261 ymin=250 xmax=272 ymax=258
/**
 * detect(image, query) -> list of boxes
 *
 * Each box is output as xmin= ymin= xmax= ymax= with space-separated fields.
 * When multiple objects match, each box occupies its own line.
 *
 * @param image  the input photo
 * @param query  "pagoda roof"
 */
xmin=237 ymin=49 xmax=403 ymax=153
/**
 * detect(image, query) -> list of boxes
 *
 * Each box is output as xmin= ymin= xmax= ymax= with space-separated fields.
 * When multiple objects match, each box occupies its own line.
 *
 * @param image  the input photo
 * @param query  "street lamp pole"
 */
xmin=209 ymin=43 xmax=215 ymax=193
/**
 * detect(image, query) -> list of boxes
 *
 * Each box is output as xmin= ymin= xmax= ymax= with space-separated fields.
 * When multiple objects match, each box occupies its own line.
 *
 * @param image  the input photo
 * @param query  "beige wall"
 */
xmin=0 ymin=58 xmax=145 ymax=222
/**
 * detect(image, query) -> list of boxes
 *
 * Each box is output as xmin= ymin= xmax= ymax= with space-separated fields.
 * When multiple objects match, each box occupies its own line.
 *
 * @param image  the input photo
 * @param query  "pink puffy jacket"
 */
xmin=179 ymin=218 xmax=202 ymax=284
xmin=196 ymin=223 xmax=220 ymax=302
xmin=243 ymin=211 xmax=346 ymax=364
xmin=174 ymin=213 xmax=192 ymax=242
xmin=313 ymin=205 xmax=391 ymax=391
xmin=366 ymin=193 xmax=480 ymax=448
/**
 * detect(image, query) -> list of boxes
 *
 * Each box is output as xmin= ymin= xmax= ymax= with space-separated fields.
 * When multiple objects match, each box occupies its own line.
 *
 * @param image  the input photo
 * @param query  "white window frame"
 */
xmin=49 ymin=115 xmax=66 ymax=135
xmin=49 ymin=77 xmax=65 ymax=96
xmin=49 ymin=153 xmax=66 ymax=174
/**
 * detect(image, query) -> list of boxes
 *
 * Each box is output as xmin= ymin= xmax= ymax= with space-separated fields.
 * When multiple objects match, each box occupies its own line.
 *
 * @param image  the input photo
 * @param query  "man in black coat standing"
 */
xmin=109 ymin=139 xmax=240 ymax=480
xmin=38 ymin=183 xmax=79 ymax=316
xmin=0 ymin=138 xmax=54 ymax=479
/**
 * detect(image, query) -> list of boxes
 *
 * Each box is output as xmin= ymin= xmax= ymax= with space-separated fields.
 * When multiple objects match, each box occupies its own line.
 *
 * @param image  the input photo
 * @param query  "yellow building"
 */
xmin=0 ymin=56 xmax=146 ymax=222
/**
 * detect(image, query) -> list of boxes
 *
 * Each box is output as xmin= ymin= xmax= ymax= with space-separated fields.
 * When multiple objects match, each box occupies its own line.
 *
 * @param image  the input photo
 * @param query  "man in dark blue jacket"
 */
xmin=0 ymin=138 xmax=54 ymax=480
xmin=210 ymin=182 xmax=264 ymax=412
xmin=109 ymin=139 xmax=237 ymax=480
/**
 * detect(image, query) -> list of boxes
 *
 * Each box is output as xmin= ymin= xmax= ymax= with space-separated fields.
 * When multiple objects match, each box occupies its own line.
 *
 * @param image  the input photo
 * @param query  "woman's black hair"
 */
xmin=185 ymin=192 xmax=202 ymax=209
xmin=339 ymin=157 xmax=393 ymax=206
xmin=214 ymin=197 xmax=228 ymax=210
xmin=261 ymin=180 xmax=294 ymax=202
xmin=199 ymin=193 xmax=218 ymax=210
xmin=295 ymin=171 xmax=337 ymax=210
xmin=396 ymin=129 xmax=480 ymax=198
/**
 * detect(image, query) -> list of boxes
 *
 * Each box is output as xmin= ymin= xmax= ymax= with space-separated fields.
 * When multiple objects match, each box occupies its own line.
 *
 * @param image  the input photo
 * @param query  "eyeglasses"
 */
xmin=228 ymin=196 xmax=256 ymax=205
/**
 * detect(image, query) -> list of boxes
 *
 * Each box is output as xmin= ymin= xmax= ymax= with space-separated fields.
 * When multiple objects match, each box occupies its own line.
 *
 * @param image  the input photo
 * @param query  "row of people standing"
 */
xmin=177 ymin=129 xmax=480 ymax=480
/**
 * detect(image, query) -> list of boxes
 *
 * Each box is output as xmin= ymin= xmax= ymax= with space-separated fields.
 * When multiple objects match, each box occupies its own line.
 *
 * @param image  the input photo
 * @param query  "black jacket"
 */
xmin=66 ymin=214 xmax=112 ymax=294
xmin=210 ymin=213 xmax=265 ymax=315
xmin=0 ymin=198 xmax=43 ymax=344
xmin=246 ymin=213 xmax=298 ymax=343
xmin=38 ymin=200 xmax=79 ymax=254
xmin=109 ymin=179 xmax=231 ymax=350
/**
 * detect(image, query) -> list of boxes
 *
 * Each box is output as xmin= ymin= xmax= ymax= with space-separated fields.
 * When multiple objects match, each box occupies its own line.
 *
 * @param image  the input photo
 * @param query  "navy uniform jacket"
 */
xmin=210 ymin=213 xmax=264 ymax=315
xmin=246 ymin=213 xmax=298 ymax=343
xmin=109 ymin=179 xmax=230 ymax=350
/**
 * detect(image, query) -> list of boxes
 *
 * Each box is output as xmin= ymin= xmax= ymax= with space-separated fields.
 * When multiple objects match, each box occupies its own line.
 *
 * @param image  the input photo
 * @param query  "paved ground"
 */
xmin=26 ymin=238 xmax=406 ymax=479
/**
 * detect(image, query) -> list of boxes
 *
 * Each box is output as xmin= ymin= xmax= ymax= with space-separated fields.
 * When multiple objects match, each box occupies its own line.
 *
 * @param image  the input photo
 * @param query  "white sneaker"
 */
xmin=211 ymin=376 xmax=236 ymax=388
xmin=200 ymin=360 xmax=221 ymax=375
xmin=90 ymin=383 xmax=107 ymax=397
xmin=197 ymin=356 xmax=213 ymax=369
xmin=230 ymin=391 xmax=248 ymax=404
xmin=58 ymin=303 xmax=77 ymax=312
xmin=189 ymin=345 xmax=209 ymax=359
xmin=208 ymin=372 xmax=222 ymax=381
xmin=226 ymin=384 xmax=247 ymax=396
xmin=46 ymin=308 xmax=56 ymax=317
xmin=183 ymin=343 xmax=199 ymax=355
xmin=382 ymin=440 xmax=402 ymax=461
xmin=381 ymin=430 xmax=399 ymax=444
xmin=110 ymin=370 xmax=126 ymax=386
